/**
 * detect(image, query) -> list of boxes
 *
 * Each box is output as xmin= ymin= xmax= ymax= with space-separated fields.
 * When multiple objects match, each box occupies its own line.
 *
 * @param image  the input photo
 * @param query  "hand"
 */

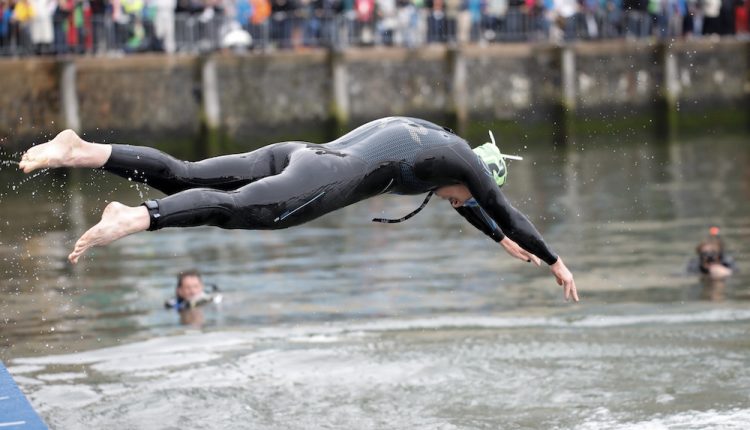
xmin=499 ymin=237 xmax=541 ymax=266
xmin=707 ymin=264 xmax=732 ymax=280
xmin=550 ymin=257 xmax=578 ymax=302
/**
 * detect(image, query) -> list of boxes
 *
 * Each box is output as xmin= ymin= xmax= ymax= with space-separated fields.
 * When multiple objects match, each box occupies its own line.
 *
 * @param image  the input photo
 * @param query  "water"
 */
xmin=1 ymin=132 xmax=749 ymax=429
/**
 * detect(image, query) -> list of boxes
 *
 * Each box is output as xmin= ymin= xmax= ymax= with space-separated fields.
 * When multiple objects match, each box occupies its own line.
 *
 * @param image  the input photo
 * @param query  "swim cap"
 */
xmin=473 ymin=131 xmax=515 ymax=188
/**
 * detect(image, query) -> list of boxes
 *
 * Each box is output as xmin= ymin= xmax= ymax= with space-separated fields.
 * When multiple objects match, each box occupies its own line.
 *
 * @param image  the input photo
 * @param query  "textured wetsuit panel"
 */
xmin=324 ymin=117 xmax=457 ymax=193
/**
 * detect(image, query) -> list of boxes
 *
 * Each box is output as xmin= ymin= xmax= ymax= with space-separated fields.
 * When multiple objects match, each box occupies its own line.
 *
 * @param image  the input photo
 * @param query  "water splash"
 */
xmin=0 ymin=159 xmax=21 ymax=167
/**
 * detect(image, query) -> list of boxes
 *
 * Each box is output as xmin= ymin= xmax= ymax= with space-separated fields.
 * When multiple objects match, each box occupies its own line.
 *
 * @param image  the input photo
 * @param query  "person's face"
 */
xmin=698 ymin=244 xmax=721 ymax=266
xmin=435 ymin=184 xmax=472 ymax=208
xmin=177 ymin=275 xmax=204 ymax=301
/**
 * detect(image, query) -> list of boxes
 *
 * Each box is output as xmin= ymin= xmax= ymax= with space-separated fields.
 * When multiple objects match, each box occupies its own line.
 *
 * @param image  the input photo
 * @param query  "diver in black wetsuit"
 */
xmin=19 ymin=117 xmax=578 ymax=301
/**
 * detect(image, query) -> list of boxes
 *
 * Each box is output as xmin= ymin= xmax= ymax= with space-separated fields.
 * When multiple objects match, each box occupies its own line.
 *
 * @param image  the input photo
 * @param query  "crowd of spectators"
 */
xmin=0 ymin=0 xmax=748 ymax=56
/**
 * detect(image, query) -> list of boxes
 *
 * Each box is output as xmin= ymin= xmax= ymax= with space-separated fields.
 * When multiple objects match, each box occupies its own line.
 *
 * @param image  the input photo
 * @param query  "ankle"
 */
xmin=76 ymin=141 xmax=111 ymax=168
xmin=128 ymin=205 xmax=151 ymax=232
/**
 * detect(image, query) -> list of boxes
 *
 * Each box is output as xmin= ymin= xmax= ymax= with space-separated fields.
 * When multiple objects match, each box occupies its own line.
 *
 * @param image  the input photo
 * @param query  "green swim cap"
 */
xmin=473 ymin=131 xmax=509 ymax=188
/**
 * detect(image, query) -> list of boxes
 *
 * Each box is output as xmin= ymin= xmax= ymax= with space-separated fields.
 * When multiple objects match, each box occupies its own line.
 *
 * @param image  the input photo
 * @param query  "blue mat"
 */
xmin=0 ymin=362 xmax=48 ymax=429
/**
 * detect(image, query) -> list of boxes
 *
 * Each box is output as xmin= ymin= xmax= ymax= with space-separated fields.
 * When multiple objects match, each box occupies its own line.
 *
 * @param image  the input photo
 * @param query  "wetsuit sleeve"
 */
xmin=415 ymin=144 xmax=559 ymax=265
xmin=454 ymin=206 xmax=504 ymax=243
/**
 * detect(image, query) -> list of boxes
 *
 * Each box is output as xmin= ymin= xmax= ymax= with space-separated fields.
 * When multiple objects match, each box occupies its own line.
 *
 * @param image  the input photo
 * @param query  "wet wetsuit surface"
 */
xmin=103 ymin=117 xmax=558 ymax=264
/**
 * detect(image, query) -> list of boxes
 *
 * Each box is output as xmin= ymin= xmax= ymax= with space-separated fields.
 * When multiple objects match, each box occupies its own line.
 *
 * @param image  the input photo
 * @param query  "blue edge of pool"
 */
xmin=0 ymin=361 xmax=48 ymax=430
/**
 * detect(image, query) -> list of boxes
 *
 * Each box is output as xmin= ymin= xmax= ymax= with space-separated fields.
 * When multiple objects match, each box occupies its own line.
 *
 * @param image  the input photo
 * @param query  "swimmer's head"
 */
xmin=696 ymin=228 xmax=725 ymax=269
xmin=472 ymin=131 xmax=520 ymax=188
xmin=176 ymin=269 xmax=205 ymax=302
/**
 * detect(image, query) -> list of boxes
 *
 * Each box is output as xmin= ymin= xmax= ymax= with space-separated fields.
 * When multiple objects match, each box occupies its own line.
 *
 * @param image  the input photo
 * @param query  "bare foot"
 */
xmin=19 ymin=129 xmax=110 ymax=173
xmin=68 ymin=202 xmax=150 ymax=264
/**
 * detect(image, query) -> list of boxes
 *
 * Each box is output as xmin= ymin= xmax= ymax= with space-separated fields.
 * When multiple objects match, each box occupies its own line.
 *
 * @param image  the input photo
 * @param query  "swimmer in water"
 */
xmin=19 ymin=117 xmax=578 ymax=301
xmin=164 ymin=269 xmax=222 ymax=310
xmin=688 ymin=226 xmax=737 ymax=280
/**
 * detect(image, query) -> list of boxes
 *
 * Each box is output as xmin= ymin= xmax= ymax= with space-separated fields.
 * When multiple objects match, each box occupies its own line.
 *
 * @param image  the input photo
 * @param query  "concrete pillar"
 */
xmin=448 ymin=47 xmax=468 ymax=133
xmin=655 ymin=42 xmax=678 ymax=139
xmin=201 ymin=56 xmax=221 ymax=131
xmin=60 ymin=61 xmax=80 ymax=132
xmin=561 ymin=46 xmax=576 ymax=111
xmin=550 ymin=45 xmax=576 ymax=145
xmin=199 ymin=56 xmax=226 ymax=156
xmin=330 ymin=50 xmax=350 ymax=131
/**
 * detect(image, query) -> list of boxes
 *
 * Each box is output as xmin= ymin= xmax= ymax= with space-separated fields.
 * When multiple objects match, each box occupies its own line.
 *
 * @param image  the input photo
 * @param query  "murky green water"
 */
xmin=0 ymin=129 xmax=749 ymax=429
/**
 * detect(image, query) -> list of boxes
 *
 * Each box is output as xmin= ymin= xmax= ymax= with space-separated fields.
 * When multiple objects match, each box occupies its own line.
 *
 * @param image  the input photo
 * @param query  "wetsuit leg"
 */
xmin=101 ymin=142 xmax=300 ymax=195
xmin=145 ymin=146 xmax=369 ymax=231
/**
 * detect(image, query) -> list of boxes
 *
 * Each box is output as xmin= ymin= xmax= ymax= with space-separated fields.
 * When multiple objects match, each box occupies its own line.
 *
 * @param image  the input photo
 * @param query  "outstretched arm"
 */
xmin=415 ymin=144 xmax=578 ymax=301
xmin=454 ymin=205 xmax=541 ymax=266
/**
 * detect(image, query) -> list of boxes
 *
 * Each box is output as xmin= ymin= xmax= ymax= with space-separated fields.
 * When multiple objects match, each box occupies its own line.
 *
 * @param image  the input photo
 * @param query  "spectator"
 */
xmin=271 ymin=0 xmax=294 ymax=48
xmin=600 ymin=0 xmax=623 ymax=38
xmin=165 ymin=269 xmax=222 ymax=309
xmin=483 ymin=0 xmax=509 ymax=42
xmin=87 ymin=0 xmax=106 ymax=53
xmin=524 ymin=0 xmax=547 ymax=40
xmin=52 ymin=0 xmax=71 ymax=54
xmin=443 ymin=0 xmax=459 ymax=42
xmin=426 ymin=0 xmax=444 ymax=42
xmin=684 ymin=0 xmax=702 ymax=35
xmin=376 ymin=0 xmax=397 ymax=44
xmin=669 ymin=0 xmax=687 ymax=37
xmin=121 ymin=0 xmax=145 ymax=51
xmin=716 ymin=0 xmax=735 ymax=34
xmin=466 ymin=0 xmax=482 ymax=42
xmin=249 ymin=0 xmax=271 ymax=48
xmin=702 ymin=0 xmax=721 ymax=34
xmin=29 ymin=0 xmax=54 ymax=54
xmin=552 ymin=0 xmax=578 ymax=40
xmin=355 ymin=0 xmax=375 ymax=44
xmin=0 ymin=0 xmax=13 ymax=53
xmin=624 ymin=0 xmax=650 ymax=37
xmin=735 ymin=0 xmax=747 ymax=34
xmin=153 ymin=0 xmax=176 ymax=52
xmin=165 ymin=269 xmax=222 ymax=327
xmin=12 ymin=0 xmax=35 ymax=54
xmin=505 ymin=0 xmax=527 ymax=41
xmin=395 ymin=0 xmax=420 ymax=47
xmin=236 ymin=0 xmax=253 ymax=32
xmin=687 ymin=227 xmax=737 ymax=280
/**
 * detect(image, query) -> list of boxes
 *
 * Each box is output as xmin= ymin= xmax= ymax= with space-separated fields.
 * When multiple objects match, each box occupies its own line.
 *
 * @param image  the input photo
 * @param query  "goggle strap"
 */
xmin=372 ymin=192 xmax=434 ymax=224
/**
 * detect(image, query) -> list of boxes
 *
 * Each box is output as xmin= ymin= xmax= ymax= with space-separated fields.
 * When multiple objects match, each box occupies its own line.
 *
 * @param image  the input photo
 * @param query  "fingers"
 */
xmin=507 ymin=244 xmax=539 ymax=266
xmin=563 ymin=279 xmax=579 ymax=302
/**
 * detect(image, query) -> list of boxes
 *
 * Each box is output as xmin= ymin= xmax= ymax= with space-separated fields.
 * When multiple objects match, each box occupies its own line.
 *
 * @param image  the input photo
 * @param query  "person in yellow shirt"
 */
xmin=12 ymin=0 xmax=34 ymax=22
xmin=11 ymin=0 xmax=34 ymax=53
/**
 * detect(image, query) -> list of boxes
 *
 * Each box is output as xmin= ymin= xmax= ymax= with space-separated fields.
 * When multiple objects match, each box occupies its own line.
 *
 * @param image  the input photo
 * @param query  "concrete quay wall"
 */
xmin=0 ymin=39 xmax=747 ymax=149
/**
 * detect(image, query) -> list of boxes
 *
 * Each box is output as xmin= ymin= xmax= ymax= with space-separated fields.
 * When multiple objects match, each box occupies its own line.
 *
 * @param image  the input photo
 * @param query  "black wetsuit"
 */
xmin=103 ymin=117 xmax=558 ymax=265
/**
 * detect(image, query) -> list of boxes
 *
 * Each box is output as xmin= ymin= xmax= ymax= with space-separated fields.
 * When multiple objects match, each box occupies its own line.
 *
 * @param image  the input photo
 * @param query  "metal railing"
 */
xmin=0 ymin=8 xmax=733 ymax=57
